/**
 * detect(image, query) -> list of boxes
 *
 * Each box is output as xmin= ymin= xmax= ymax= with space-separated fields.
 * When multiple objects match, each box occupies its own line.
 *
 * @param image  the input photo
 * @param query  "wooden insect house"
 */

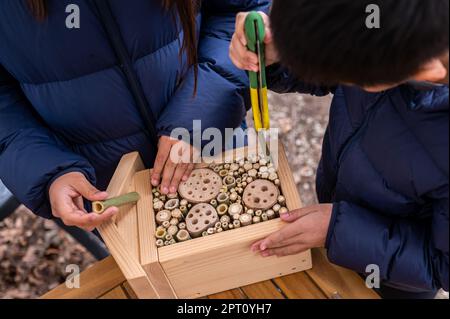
xmin=96 ymin=143 xmax=312 ymax=298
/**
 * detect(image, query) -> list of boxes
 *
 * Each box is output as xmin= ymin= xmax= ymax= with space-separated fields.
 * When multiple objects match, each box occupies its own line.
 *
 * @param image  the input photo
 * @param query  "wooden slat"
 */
xmin=306 ymin=249 xmax=380 ymax=299
xmin=241 ymin=281 xmax=285 ymax=299
xmin=273 ymin=272 xmax=327 ymax=299
xmin=41 ymin=256 xmax=125 ymax=299
xmin=208 ymin=289 xmax=247 ymax=299
xmin=100 ymin=286 xmax=129 ymax=299
xmin=122 ymin=281 xmax=138 ymax=299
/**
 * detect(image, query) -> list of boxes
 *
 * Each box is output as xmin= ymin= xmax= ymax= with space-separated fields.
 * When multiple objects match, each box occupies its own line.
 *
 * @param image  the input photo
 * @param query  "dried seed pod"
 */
xmin=229 ymin=203 xmax=243 ymax=215
xmin=266 ymin=209 xmax=275 ymax=220
xmin=217 ymin=204 xmax=229 ymax=216
xmin=239 ymin=213 xmax=252 ymax=226
xmin=253 ymin=163 xmax=260 ymax=170
xmin=156 ymin=210 xmax=171 ymax=224
xmin=221 ymin=222 xmax=229 ymax=230
xmin=220 ymin=186 xmax=228 ymax=193
xmin=269 ymin=173 xmax=278 ymax=181
xmin=238 ymin=168 xmax=245 ymax=174
xmin=261 ymin=213 xmax=269 ymax=221
xmin=153 ymin=201 xmax=165 ymax=212
xmin=171 ymin=209 xmax=183 ymax=219
xmin=178 ymin=222 xmax=186 ymax=230
xmin=259 ymin=166 xmax=268 ymax=173
xmin=213 ymin=166 xmax=221 ymax=173
xmin=274 ymin=179 xmax=281 ymax=186
xmin=279 ymin=207 xmax=289 ymax=215
xmin=252 ymin=216 xmax=261 ymax=224
xmin=248 ymin=169 xmax=258 ymax=178
xmin=259 ymin=158 xmax=268 ymax=166
xmin=244 ymin=163 xmax=253 ymax=171
xmin=220 ymin=215 xmax=231 ymax=223
xmin=153 ymin=198 xmax=160 ymax=203
xmin=210 ymin=199 xmax=218 ymax=207
xmin=223 ymin=176 xmax=236 ymax=189
xmin=255 ymin=210 xmax=263 ymax=217
xmin=207 ymin=228 xmax=216 ymax=235
xmin=217 ymin=193 xmax=230 ymax=205
xmin=155 ymin=229 xmax=167 ymax=239
xmin=246 ymin=177 xmax=254 ymax=184
xmin=277 ymin=195 xmax=286 ymax=206
xmin=215 ymin=222 xmax=222 ymax=229
xmin=232 ymin=213 xmax=241 ymax=221
xmin=230 ymin=163 xmax=240 ymax=171
xmin=180 ymin=199 xmax=188 ymax=207
xmin=170 ymin=218 xmax=179 ymax=226
xmin=261 ymin=173 xmax=269 ymax=179
xmin=165 ymin=198 xmax=179 ymax=210
xmin=162 ymin=221 xmax=171 ymax=229
xmin=160 ymin=195 xmax=167 ymax=202
xmin=224 ymin=164 xmax=230 ymax=170
xmin=219 ymin=169 xmax=229 ymax=177
xmin=156 ymin=239 xmax=164 ymax=248
xmin=229 ymin=192 xmax=239 ymax=202
xmin=165 ymin=234 xmax=173 ymax=241
xmin=176 ymin=229 xmax=191 ymax=242
xmin=228 ymin=223 xmax=234 ymax=230
xmin=272 ymin=204 xmax=281 ymax=213
xmin=216 ymin=227 xmax=223 ymax=233
xmin=167 ymin=225 xmax=178 ymax=236
xmin=233 ymin=220 xmax=241 ymax=228
xmin=242 ymin=181 xmax=248 ymax=187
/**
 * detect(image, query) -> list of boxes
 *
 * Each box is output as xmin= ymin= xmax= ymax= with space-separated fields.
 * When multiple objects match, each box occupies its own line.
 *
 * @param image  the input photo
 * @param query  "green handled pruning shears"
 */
xmin=245 ymin=12 xmax=270 ymax=132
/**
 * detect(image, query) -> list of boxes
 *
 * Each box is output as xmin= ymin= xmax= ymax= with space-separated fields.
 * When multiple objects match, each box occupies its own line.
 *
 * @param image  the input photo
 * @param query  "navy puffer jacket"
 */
xmin=268 ymin=65 xmax=449 ymax=292
xmin=0 ymin=0 xmax=270 ymax=219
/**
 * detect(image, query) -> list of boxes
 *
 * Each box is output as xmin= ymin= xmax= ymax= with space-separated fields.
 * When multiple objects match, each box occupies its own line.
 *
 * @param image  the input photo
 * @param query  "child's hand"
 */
xmin=251 ymin=204 xmax=333 ymax=257
xmin=49 ymin=172 xmax=118 ymax=231
xmin=229 ymin=11 xmax=279 ymax=72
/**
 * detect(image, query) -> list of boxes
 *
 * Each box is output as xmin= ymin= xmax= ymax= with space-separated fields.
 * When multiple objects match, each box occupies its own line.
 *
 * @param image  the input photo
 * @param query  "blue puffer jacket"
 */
xmin=0 ymin=0 xmax=270 ymax=219
xmin=268 ymin=65 xmax=449 ymax=292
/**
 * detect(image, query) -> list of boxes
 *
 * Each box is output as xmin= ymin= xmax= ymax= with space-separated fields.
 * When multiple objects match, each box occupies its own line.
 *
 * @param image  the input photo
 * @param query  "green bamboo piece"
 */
xmin=92 ymin=192 xmax=141 ymax=214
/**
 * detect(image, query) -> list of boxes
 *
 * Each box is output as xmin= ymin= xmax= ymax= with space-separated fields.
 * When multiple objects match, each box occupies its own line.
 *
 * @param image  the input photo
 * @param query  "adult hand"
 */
xmin=49 ymin=172 xmax=118 ymax=231
xmin=251 ymin=204 xmax=333 ymax=257
xmin=229 ymin=11 xmax=279 ymax=72
xmin=151 ymin=136 xmax=196 ymax=195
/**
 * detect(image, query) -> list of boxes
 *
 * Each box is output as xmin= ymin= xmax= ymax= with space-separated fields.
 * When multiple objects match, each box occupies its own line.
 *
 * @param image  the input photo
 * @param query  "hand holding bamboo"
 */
xmin=92 ymin=192 xmax=140 ymax=214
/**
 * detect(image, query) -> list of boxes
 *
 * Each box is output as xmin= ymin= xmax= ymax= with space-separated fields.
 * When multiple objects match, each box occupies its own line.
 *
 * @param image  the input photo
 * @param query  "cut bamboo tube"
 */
xmin=93 ymin=192 xmax=141 ymax=214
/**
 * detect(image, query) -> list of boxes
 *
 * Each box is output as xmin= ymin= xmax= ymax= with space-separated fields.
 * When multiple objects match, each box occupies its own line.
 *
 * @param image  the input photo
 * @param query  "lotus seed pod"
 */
xmin=207 ymin=228 xmax=216 ymax=235
xmin=180 ymin=199 xmax=188 ymax=207
xmin=170 ymin=218 xmax=179 ymax=226
xmin=156 ymin=210 xmax=171 ymax=224
xmin=171 ymin=209 xmax=183 ymax=219
xmin=229 ymin=192 xmax=239 ymax=202
xmin=217 ymin=193 xmax=230 ymax=205
xmin=261 ymin=213 xmax=269 ymax=221
xmin=266 ymin=209 xmax=276 ymax=220
xmin=165 ymin=234 xmax=173 ymax=241
xmin=178 ymin=222 xmax=186 ymax=230
xmin=279 ymin=207 xmax=289 ymax=215
xmin=156 ymin=239 xmax=164 ymax=248
xmin=221 ymin=222 xmax=229 ymax=230
xmin=167 ymin=225 xmax=178 ymax=236
xmin=155 ymin=229 xmax=167 ymax=239
xmin=165 ymin=198 xmax=179 ymax=210
xmin=220 ymin=215 xmax=231 ymax=223
xmin=169 ymin=239 xmax=177 ymax=245
xmin=233 ymin=220 xmax=241 ymax=228
xmin=272 ymin=204 xmax=281 ymax=213
xmin=167 ymin=193 xmax=178 ymax=199
xmin=229 ymin=203 xmax=243 ymax=216
xmin=210 ymin=199 xmax=218 ymax=208
xmin=153 ymin=201 xmax=165 ymax=212
xmin=239 ymin=213 xmax=252 ymax=226
xmin=180 ymin=205 xmax=188 ymax=215
xmin=202 ymin=231 xmax=209 ymax=237
xmin=162 ymin=221 xmax=171 ymax=229
xmin=252 ymin=216 xmax=261 ymax=224
xmin=277 ymin=195 xmax=286 ymax=206
xmin=176 ymin=229 xmax=191 ymax=242
xmin=269 ymin=173 xmax=278 ymax=181
xmin=255 ymin=210 xmax=263 ymax=217
xmin=217 ymin=204 xmax=229 ymax=216
xmin=232 ymin=213 xmax=240 ymax=221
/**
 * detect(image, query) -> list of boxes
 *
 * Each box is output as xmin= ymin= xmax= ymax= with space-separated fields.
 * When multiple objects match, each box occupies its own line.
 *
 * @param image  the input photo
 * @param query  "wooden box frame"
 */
xmin=97 ymin=143 xmax=312 ymax=299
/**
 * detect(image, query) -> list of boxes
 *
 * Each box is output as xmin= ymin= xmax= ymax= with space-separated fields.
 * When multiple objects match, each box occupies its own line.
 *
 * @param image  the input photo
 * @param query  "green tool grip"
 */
xmin=244 ymin=12 xmax=267 ymax=89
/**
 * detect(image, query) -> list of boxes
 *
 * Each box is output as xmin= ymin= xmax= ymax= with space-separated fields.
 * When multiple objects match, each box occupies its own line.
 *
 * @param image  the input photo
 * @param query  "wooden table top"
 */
xmin=42 ymin=248 xmax=380 ymax=299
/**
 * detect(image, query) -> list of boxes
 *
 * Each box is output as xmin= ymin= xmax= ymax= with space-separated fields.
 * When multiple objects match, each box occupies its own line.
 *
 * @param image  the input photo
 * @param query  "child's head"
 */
xmin=271 ymin=0 xmax=449 ymax=91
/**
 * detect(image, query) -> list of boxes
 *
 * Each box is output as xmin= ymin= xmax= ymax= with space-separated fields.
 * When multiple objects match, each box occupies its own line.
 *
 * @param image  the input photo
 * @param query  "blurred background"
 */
xmin=0 ymin=92 xmax=447 ymax=299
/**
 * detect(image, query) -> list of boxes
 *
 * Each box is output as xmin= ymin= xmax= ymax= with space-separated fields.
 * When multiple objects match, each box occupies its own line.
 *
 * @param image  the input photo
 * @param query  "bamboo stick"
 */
xmin=93 ymin=192 xmax=141 ymax=214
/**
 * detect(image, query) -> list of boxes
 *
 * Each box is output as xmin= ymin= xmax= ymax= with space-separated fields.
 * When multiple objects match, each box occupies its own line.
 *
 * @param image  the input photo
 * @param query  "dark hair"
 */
xmin=28 ymin=0 xmax=199 ymax=92
xmin=271 ymin=0 xmax=449 ymax=86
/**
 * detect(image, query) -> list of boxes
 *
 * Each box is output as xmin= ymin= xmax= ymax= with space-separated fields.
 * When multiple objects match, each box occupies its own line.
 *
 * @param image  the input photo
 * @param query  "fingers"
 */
xmin=280 ymin=207 xmax=318 ymax=223
xmin=169 ymin=163 xmax=189 ymax=194
xmin=261 ymin=244 xmax=309 ymax=258
xmin=62 ymin=207 xmax=119 ymax=231
xmin=151 ymin=137 xmax=173 ymax=187
xmin=259 ymin=221 xmax=304 ymax=251
xmin=230 ymin=12 xmax=259 ymax=71
xmin=235 ymin=12 xmax=248 ymax=46
xmin=72 ymin=174 xmax=108 ymax=201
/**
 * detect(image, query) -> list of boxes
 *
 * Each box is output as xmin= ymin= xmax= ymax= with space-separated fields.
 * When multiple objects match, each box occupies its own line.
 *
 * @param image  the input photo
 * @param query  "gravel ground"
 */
xmin=0 ymin=92 xmax=448 ymax=299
